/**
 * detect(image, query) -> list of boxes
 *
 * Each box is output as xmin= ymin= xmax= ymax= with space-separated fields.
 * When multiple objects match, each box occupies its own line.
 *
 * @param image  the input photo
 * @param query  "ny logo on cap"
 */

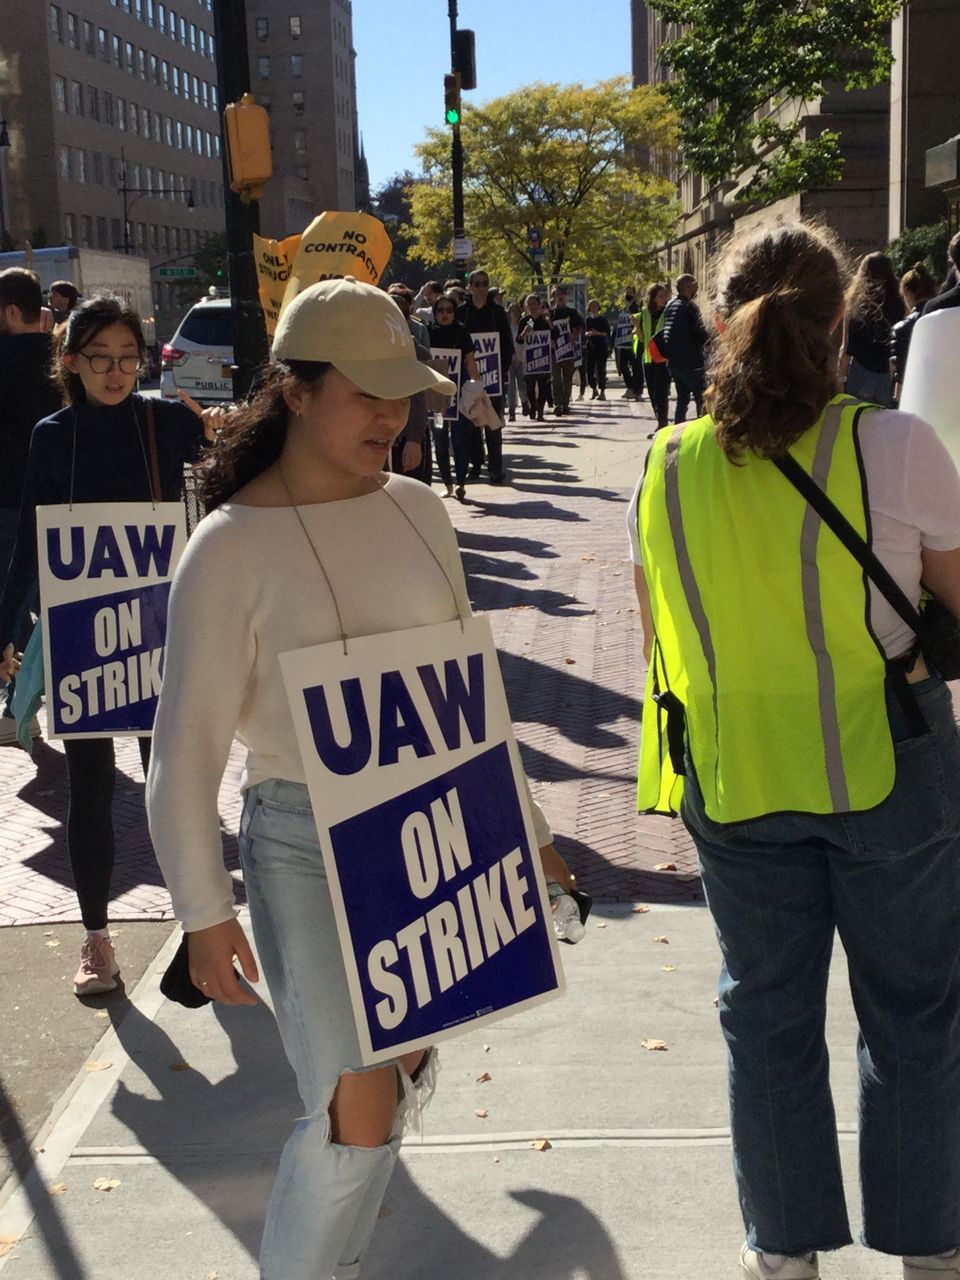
xmin=383 ymin=310 xmax=408 ymax=346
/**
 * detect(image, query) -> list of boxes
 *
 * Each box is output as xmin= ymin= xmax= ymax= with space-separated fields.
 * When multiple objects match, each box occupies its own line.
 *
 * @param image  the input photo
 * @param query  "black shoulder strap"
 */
xmin=773 ymin=451 xmax=923 ymax=641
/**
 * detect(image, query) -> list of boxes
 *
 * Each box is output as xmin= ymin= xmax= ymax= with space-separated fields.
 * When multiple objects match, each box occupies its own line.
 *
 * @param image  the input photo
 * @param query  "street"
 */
xmin=0 ymin=383 xmax=913 ymax=1278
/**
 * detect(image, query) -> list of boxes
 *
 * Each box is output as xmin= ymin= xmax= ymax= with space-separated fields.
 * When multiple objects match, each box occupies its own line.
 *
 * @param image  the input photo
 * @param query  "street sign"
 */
xmin=531 ymin=247 xmax=545 ymax=262
xmin=453 ymin=236 xmax=474 ymax=260
xmin=527 ymin=226 xmax=542 ymax=247
xmin=157 ymin=266 xmax=198 ymax=279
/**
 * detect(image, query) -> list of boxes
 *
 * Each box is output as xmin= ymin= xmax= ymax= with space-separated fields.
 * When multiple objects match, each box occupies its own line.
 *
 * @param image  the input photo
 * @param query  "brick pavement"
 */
xmin=0 ymin=383 xmax=699 ymax=928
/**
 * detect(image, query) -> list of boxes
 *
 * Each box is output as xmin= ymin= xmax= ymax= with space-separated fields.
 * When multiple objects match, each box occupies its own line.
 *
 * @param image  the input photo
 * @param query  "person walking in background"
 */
xmin=548 ymin=284 xmax=583 ymax=418
xmin=517 ymin=293 xmax=552 ymax=422
xmin=0 ymin=295 xmax=216 ymax=997
xmin=614 ymin=285 xmax=642 ymax=400
xmin=385 ymin=284 xmax=431 ymax=484
xmin=457 ymin=268 xmax=514 ymax=484
xmin=631 ymin=221 xmax=960 ymax=1280
xmin=583 ymin=299 xmax=610 ymax=400
xmin=505 ymin=301 xmax=530 ymax=422
xmin=891 ymin=262 xmax=938 ymax=405
xmin=0 ymin=268 xmax=62 ymax=747
xmin=48 ymin=280 xmax=80 ymax=332
xmin=640 ymin=283 xmax=672 ymax=434
xmin=660 ymin=273 xmax=709 ymax=423
xmin=922 ymin=231 xmax=960 ymax=315
xmin=428 ymin=292 xmax=479 ymax=501
xmin=839 ymin=252 xmax=904 ymax=407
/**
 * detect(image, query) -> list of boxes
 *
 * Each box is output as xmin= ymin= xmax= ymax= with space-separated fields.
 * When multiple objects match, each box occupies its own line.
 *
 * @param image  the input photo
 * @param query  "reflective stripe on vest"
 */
xmin=636 ymin=395 xmax=895 ymax=823
xmin=640 ymin=307 xmax=665 ymax=364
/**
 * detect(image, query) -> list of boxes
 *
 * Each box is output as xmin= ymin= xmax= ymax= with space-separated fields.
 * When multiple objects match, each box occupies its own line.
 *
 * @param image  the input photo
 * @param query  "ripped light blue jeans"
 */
xmin=239 ymin=778 xmax=435 ymax=1280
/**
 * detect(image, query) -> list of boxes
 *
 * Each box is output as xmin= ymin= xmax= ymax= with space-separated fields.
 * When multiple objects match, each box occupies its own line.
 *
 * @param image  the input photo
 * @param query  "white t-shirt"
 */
xmin=626 ymin=410 xmax=960 ymax=659
xmin=147 ymin=475 xmax=552 ymax=933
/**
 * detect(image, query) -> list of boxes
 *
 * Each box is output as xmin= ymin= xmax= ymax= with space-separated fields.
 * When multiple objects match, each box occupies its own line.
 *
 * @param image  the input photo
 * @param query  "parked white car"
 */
xmin=160 ymin=296 xmax=234 ymax=403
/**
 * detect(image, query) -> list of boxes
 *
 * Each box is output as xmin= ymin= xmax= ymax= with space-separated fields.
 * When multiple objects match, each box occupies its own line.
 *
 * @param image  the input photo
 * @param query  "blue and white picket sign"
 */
xmin=523 ymin=329 xmax=551 ymax=376
xmin=553 ymin=317 xmax=575 ymax=363
xmin=472 ymin=332 xmax=502 ymax=397
xmin=37 ymin=503 xmax=187 ymax=738
xmin=574 ymin=333 xmax=584 ymax=369
xmin=614 ymin=310 xmax=635 ymax=349
xmin=431 ymin=347 xmax=462 ymax=422
xmin=280 ymin=615 xmax=564 ymax=1065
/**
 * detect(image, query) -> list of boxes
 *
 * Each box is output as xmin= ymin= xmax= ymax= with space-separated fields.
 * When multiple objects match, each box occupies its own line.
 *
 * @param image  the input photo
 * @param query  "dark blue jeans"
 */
xmin=683 ymin=676 xmax=960 ymax=1258
xmin=670 ymin=363 xmax=705 ymax=422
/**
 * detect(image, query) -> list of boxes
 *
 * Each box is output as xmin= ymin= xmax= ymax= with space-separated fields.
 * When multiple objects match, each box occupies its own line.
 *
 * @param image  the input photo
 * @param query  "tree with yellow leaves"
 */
xmin=408 ymin=77 xmax=679 ymax=298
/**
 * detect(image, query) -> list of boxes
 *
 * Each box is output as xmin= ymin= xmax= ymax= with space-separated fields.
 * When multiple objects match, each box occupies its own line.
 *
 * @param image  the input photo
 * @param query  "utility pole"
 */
xmin=213 ymin=0 xmax=268 ymax=400
xmin=448 ymin=0 xmax=465 ymax=267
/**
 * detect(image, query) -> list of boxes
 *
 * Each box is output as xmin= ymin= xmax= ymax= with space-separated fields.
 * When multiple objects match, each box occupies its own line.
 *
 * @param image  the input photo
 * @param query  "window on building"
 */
xmin=292 ymin=90 xmax=305 ymax=115
xmin=291 ymin=55 xmax=303 ymax=77
xmin=190 ymin=22 xmax=197 ymax=51
xmin=138 ymin=48 xmax=147 ymax=79
xmin=256 ymin=17 xmax=268 ymax=39
xmin=258 ymin=57 xmax=270 ymax=79
xmin=66 ymin=12 xmax=79 ymax=48
xmin=168 ymin=7 xmax=177 ymax=40
xmin=64 ymin=213 xmax=76 ymax=244
xmin=294 ymin=130 xmax=306 ymax=156
xmin=152 ymin=112 xmax=161 ymax=142
xmin=112 ymin=34 xmax=122 ymax=69
xmin=175 ymin=120 xmax=183 ymax=148
xmin=54 ymin=76 xmax=67 ymax=113
xmin=87 ymin=86 xmax=100 ymax=121
xmin=98 ymin=27 xmax=108 ymax=61
xmin=296 ymin=164 xmax=309 ymax=181
xmin=134 ymin=0 xmax=143 ymax=21
xmin=92 ymin=152 xmax=104 ymax=184
xmin=70 ymin=81 xmax=84 ymax=115
xmin=58 ymin=145 xmax=70 ymax=179
xmin=150 ymin=54 xmax=159 ymax=85
xmin=75 ymin=150 xmax=87 ymax=184
xmin=116 ymin=95 xmax=126 ymax=129
xmin=97 ymin=217 xmax=109 ymax=250
xmin=289 ymin=16 xmax=301 ymax=38
xmin=201 ymin=80 xmax=209 ymax=109
xmin=146 ymin=0 xmax=155 ymax=27
xmin=129 ymin=100 xmax=139 ymax=133
xmin=199 ymin=30 xmax=207 ymax=57
xmin=161 ymin=60 xmax=169 ymax=90
xmin=108 ymin=157 xmax=119 ymax=187
xmin=111 ymin=217 xmax=122 ymax=249
xmin=172 ymin=65 xmax=180 ymax=95
xmin=185 ymin=123 xmax=193 ymax=152
xmin=179 ymin=15 xmax=187 ymax=43
xmin=50 ymin=5 xmax=63 ymax=42
xmin=164 ymin=115 xmax=173 ymax=145
xmin=83 ymin=19 xmax=95 ymax=54
xmin=102 ymin=91 xmax=113 ymax=125
xmin=157 ymin=2 xmax=166 ymax=34
xmin=125 ymin=41 xmax=135 ymax=73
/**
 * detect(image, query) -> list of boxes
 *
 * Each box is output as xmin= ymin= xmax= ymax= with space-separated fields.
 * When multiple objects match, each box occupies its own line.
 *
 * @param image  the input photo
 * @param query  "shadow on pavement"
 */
xmin=510 ymin=482 xmax=625 ymax=503
xmin=552 ymin=834 xmax=704 ymax=906
xmin=106 ymin=992 xmax=629 ymax=1277
xmin=466 ymin=499 xmax=587 ymax=524
xmin=500 ymin=651 xmax=641 ymax=750
xmin=455 ymin=531 xmax=559 ymax=560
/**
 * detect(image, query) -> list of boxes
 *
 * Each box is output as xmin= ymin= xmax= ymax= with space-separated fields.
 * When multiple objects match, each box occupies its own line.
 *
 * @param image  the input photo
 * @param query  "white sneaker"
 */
xmin=741 ymin=1244 xmax=819 ymax=1279
xmin=904 ymin=1250 xmax=960 ymax=1279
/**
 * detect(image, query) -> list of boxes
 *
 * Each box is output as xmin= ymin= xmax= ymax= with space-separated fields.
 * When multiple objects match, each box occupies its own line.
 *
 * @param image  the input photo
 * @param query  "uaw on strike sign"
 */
xmin=37 ymin=503 xmax=187 ymax=738
xmin=281 ymin=616 xmax=564 ymax=1065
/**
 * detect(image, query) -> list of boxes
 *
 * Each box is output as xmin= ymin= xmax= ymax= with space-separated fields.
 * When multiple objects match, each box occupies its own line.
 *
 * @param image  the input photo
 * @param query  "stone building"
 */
xmin=631 ymin=0 xmax=960 ymax=281
xmin=245 ymin=0 xmax=360 ymax=238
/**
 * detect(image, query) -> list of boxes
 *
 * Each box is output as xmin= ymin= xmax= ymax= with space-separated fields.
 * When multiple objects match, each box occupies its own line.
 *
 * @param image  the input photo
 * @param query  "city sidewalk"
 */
xmin=0 ymin=382 xmax=915 ymax=1277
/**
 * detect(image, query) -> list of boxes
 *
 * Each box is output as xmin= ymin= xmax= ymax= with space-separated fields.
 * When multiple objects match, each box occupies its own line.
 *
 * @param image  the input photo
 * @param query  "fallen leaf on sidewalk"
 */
xmin=595 ymin=921 xmax=607 ymax=929
xmin=483 ymin=1044 xmax=491 ymax=1053
xmin=207 ymin=1272 xmax=219 ymax=1280
xmin=580 ymin=554 xmax=596 ymax=562
xmin=653 ymin=935 xmax=670 ymax=944
xmin=531 ymin=1139 xmax=553 ymax=1151
xmin=662 ymin=965 xmax=676 ymax=973
xmin=169 ymin=1062 xmax=192 ymax=1072
xmin=474 ymin=1108 xmax=489 ymax=1119
xmin=475 ymin=1072 xmax=492 ymax=1084
xmin=84 ymin=1060 xmax=112 ymax=1072
xmin=0 ymin=1236 xmax=18 ymax=1258
xmin=563 ymin=657 xmax=576 ymax=665
xmin=640 ymin=1039 xmax=668 ymax=1052
xmin=94 ymin=1010 xmax=108 ymax=1019
xmin=92 ymin=1177 xmax=121 ymax=1192
xmin=712 ymin=996 xmax=720 ymax=1008
xmin=45 ymin=940 xmax=60 ymax=948
xmin=654 ymin=862 xmax=677 ymax=871
xmin=48 ymin=1183 xmax=68 ymax=1197
xmin=631 ymin=905 xmax=651 ymax=914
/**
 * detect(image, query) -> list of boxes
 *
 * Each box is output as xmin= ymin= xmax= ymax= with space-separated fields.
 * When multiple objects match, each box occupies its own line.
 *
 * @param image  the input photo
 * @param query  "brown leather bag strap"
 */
xmin=145 ymin=399 xmax=162 ymax=504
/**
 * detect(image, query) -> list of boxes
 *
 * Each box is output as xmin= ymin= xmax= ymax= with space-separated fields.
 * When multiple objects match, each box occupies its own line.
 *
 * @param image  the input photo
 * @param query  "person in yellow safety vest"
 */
xmin=638 ymin=283 xmax=671 ymax=434
xmin=627 ymin=222 xmax=960 ymax=1280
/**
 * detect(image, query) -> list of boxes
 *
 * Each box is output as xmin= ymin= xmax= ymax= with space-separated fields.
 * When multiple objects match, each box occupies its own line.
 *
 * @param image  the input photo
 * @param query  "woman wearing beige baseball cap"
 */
xmin=146 ymin=277 xmax=577 ymax=1278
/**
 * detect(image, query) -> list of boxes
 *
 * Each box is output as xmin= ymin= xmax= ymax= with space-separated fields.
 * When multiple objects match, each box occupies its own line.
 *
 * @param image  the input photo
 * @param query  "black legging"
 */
xmin=644 ymin=361 xmax=671 ymax=428
xmin=525 ymin=374 xmax=551 ymax=419
xmin=586 ymin=343 xmax=608 ymax=391
xmin=64 ymin=736 xmax=152 ymax=931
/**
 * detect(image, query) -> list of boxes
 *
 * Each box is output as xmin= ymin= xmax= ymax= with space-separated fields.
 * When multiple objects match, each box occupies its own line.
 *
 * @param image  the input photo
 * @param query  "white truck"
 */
xmin=0 ymin=246 xmax=155 ymax=346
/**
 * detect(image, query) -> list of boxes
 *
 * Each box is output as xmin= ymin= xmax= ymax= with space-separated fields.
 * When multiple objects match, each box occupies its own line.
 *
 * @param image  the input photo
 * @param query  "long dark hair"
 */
xmin=846 ymin=251 xmax=904 ymax=327
xmin=706 ymin=223 xmax=848 ymax=462
xmin=55 ymin=294 xmax=147 ymax=405
xmin=646 ymin=283 xmax=668 ymax=319
xmin=196 ymin=360 xmax=331 ymax=509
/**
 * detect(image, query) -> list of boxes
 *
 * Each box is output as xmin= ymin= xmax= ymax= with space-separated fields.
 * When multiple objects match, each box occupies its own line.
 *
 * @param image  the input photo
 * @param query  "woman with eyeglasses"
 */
xmin=0 ymin=294 xmax=215 ymax=998
xmin=427 ymin=292 xmax=479 ymax=501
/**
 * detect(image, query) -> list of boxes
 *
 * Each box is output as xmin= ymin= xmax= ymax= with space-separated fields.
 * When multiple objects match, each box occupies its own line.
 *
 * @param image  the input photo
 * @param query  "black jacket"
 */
xmin=660 ymin=296 xmax=709 ymax=368
xmin=0 ymin=393 xmax=203 ymax=647
xmin=922 ymin=284 xmax=960 ymax=315
xmin=456 ymin=300 xmax=515 ymax=377
xmin=0 ymin=334 xmax=62 ymax=510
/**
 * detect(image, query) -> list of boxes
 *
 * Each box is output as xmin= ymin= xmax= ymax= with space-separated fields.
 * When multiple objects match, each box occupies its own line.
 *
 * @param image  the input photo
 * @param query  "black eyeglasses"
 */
xmin=78 ymin=352 xmax=142 ymax=374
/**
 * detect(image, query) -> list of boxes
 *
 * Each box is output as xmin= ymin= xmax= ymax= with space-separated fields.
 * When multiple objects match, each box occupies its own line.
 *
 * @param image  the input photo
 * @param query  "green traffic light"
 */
xmin=446 ymin=107 xmax=460 ymax=125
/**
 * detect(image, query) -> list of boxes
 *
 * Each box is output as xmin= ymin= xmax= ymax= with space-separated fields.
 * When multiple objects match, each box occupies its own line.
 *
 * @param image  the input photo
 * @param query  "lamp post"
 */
xmin=118 ymin=147 xmax=195 ymax=254
xmin=0 ymin=113 xmax=11 ymax=250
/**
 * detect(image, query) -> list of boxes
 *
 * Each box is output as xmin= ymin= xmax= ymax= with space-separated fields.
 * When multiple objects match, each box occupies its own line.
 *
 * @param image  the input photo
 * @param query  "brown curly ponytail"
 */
xmin=705 ymin=223 xmax=848 ymax=462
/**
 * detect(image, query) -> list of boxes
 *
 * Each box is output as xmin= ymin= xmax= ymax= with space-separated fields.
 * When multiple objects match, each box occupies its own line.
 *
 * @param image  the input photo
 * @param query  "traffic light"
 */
xmin=444 ymin=72 xmax=461 ymax=128
xmin=452 ymin=29 xmax=476 ymax=91
xmin=223 ymin=92 xmax=272 ymax=199
xmin=215 ymin=260 xmax=224 ymax=279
